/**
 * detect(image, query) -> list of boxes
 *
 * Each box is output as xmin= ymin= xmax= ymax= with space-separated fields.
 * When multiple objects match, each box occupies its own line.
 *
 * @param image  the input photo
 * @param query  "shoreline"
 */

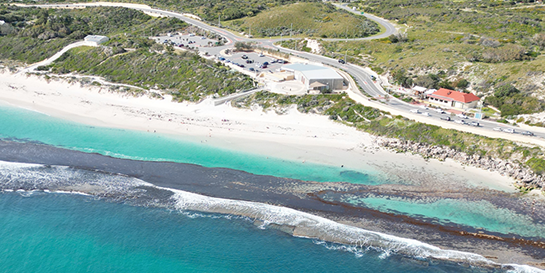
xmin=0 ymin=70 xmax=520 ymax=192
xmin=0 ymin=71 xmax=517 ymax=192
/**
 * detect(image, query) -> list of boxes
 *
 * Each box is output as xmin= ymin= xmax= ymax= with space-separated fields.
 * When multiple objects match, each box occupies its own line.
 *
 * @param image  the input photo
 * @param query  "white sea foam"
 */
xmin=166 ymin=187 xmax=545 ymax=272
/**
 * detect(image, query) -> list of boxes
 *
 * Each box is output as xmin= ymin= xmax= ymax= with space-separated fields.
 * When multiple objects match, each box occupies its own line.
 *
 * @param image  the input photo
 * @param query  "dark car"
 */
xmin=249 ymin=67 xmax=255 ymax=72
xmin=521 ymin=131 xmax=534 ymax=136
xmin=246 ymin=59 xmax=253 ymax=64
xmin=260 ymin=64 xmax=268 ymax=69
xmin=338 ymin=59 xmax=346 ymax=64
xmin=219 ymin=57 xmax=225 ymax=61
xmin=263 ymin=62 xmax=269 ymax=66
xmin=241 ymin=55 xmax=249 ymax=59
xmin=238 ymin=64 xmax=245 ymax=68
xmin=440 ymin=116 xmax=451 ymax=121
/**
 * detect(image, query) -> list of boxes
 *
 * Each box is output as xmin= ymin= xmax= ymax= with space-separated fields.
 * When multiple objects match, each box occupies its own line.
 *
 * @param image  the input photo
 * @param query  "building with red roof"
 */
xmin=427 ymin=88 xmax=481 ymax=110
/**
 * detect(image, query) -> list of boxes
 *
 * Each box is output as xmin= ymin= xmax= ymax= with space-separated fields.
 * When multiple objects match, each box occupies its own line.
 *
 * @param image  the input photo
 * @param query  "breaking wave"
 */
xmin=0 ymin=160 xmax=542 ymax=272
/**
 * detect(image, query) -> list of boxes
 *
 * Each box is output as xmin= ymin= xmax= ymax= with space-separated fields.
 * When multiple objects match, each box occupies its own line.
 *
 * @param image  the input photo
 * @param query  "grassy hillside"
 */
xmin=48 ymin=47 xmax=254 ymax=101
xmin=0 ymin=6 xmax=186 ymax=63
xmin=317 ymin=0 xmax=545 ymax=118
xmin=0 ymin=6 xmax=255 ymax=101
xmin=0 ymin=0 xmax=320 ymax=22
xmin=223 ymin=2 xmax=379 ymax=38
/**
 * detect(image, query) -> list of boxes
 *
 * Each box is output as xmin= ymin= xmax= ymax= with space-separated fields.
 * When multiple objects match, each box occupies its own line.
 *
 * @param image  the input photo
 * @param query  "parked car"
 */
xmin=454 ymin=119 xmax=465 ymax=124
xmin=263 ymin=62 xmax=269 ymax=66
xmin=434 ymin=108 xmax=445 ymax=114
xmin=201 ymin=36 xmax=206 ymax=39
xmin=493 ymin=127 xmax=502 ymax=131
xmin=218 ymin=57 xmax=225 ymax=61
xmin=246 ymin=59 xmax=254 ymax=64
xmin=370 ymin=75 xmax=376 ymax=80
xmin=469 ymin=121 xmax=480 ymax=127
xmin=422 ymin=112 xmax=431 ymax=116
xmin=249 ymin=67 xmax=255 ymax=72
xmin=440 ymin=116 xmax=451 ymax=121
xmin=502 ymin=128 xmax=515 ymax=133
xmin=456 ymin=114 xmax=469 ymax=119
xmin=238 ymin=64 xmax=245 ymax=68
xmin=521 ymin=131 xmax=534 ymax=136
xmin=410 ymin=109 xmax=420 ymax=114
xmin=419 ymin=105 xmax=428 ymax=110
xmin=241 ymin=55 xmax=248 ymax=59
xmin=277 ymin=59 xmax=285 ymax=64
xmin=259 ymin=53 xmax=265 ymax=57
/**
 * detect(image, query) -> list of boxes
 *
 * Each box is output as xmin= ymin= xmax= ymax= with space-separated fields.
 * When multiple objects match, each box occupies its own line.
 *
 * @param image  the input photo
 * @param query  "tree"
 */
xmin=234 ymin=41 xmax=253 ymax=51
xmin=494 ymin=84 xmax=519 ymax=97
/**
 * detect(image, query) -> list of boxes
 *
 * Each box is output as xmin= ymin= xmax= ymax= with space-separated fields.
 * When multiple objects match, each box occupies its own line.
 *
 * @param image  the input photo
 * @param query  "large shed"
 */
xmin=84 ymin=35 xmax=109 ymax=46
xmin=281 ymin=63 xmax=344 ymax=91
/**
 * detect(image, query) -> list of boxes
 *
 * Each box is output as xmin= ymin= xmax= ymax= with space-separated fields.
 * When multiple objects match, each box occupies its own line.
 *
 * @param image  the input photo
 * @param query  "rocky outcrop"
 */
xmin=377 ymin=138 xmax=545 ymax=190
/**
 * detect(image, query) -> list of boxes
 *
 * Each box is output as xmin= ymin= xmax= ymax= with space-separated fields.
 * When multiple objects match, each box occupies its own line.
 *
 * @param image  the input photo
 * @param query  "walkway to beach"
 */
xmin=20 ymin=40 xmax=97 ymax=73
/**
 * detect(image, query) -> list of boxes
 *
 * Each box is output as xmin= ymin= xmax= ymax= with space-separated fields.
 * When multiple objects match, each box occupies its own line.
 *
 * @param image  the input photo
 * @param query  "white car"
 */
xmin=454 ymin=119 xmax=465 ymax=124
xmin=410 ymin=109 xmax=420 ymax=114
xmin=456 ymin=114 xmax=469 ymax=119
xmin=493 ymin=127 xmax=502 ymax=131
xmin=419 ymin=105 xmax=428 ymax=110
xmin=422 ymin=112 xmax=431 ymax=116
xmin=434 ymin=108 xmax=446 ymax=114
xmin=502 ymin=128 xmax=515 ymax=133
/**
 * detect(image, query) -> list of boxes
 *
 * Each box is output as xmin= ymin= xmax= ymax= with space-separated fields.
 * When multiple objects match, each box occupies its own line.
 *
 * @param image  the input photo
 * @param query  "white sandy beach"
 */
xmin=0 ymin=70 xmax=517 ymax=192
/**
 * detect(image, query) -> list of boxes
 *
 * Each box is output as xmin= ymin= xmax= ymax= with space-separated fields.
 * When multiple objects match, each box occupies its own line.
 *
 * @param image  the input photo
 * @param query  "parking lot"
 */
xmin=219 ymin=51 xmax=288 ymax=74
xmin=154 ymin=33 xmax=219 ymax=50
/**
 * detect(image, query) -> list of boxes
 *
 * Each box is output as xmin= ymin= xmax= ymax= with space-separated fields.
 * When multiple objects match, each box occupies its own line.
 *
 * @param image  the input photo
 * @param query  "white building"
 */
xmin=427 ymin=88 xmax=480 ymax=110
xmin=281 ymin=63 xmax=344 ymax=91
xmin=84 ymin=35 xmax=109 ymax=46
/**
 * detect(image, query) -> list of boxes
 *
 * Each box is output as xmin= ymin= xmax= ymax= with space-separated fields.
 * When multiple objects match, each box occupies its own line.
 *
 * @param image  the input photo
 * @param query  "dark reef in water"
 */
xmin=0 ymin=139 xmax=544 ymax=269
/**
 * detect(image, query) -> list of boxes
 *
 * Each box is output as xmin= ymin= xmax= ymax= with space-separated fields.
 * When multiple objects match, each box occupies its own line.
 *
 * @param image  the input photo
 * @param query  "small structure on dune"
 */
xmin=427 ymin=88 xmax=480 ymax=110
xmin=84 ymin=35 xmax=109 ymax=46
xmin=281 ymin=63 xmax=344 ymax=92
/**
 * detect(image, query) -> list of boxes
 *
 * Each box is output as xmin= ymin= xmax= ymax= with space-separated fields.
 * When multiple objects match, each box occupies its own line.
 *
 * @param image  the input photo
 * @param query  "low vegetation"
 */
xmin=222 ymin=2 xmax=379 ymax=38
xmin=48 ymin=47 xmax=254 ymax=101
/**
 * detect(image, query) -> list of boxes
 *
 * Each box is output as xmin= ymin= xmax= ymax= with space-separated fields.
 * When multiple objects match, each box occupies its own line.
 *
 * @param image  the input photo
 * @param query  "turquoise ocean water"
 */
xmin=0 ymin=192 xmax=489 ymax=273
xmin=0 ymin=104 xmax=376 ymax=184
xmin=0 ymin=104 xmax=541 ymax=272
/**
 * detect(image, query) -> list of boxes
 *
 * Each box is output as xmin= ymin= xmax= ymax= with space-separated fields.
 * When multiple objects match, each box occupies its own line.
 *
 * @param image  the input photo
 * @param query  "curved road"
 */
xmin=18 ymin=2 xmax=545 ymax=145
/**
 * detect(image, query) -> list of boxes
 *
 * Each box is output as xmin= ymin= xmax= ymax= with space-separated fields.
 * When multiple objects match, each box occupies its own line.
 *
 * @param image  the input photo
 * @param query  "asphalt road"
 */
xmin=22 ymin=3 xmax=545 ymax=141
